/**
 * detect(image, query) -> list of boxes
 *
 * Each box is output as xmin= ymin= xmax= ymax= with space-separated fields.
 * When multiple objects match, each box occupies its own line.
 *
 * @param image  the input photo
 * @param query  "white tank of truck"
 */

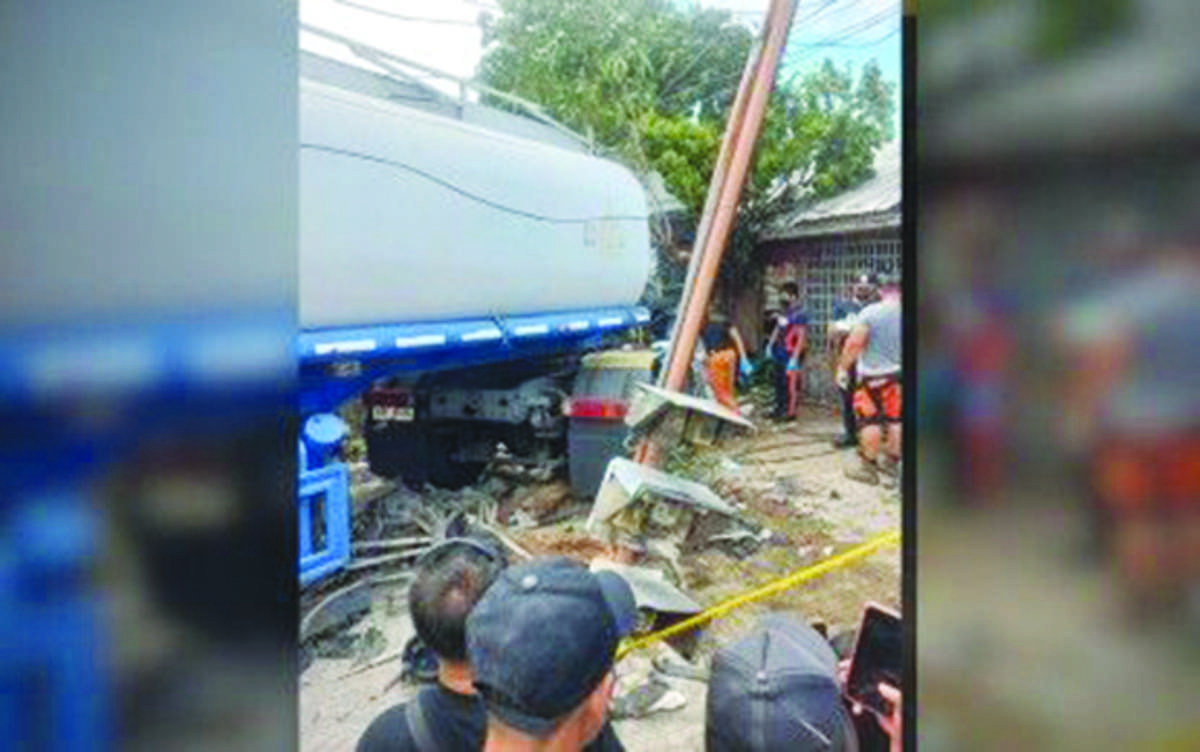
xmin=299 ymin=79 xmax=653 ymax=331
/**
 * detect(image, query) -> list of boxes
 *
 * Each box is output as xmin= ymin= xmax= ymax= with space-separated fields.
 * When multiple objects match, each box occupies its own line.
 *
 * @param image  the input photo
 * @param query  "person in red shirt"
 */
xmin=767 ymin=283 xmax=809 ymax=420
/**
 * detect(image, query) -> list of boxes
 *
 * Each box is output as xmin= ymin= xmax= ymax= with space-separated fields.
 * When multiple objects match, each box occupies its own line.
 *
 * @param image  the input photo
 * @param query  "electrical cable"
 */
xmin=330 ymin=0 xmax=482 ymax=27
xmin=301 ymin=142 xmax=651 ymax=224
xmin=704 ymin=0 xmax=899 ymax=102
xmin=662 ymin=0 xmax=841 ymax=100
xmin=794 ymin=26 xmax=899 ymax=50
xmin=785 ymin=14 xmax=898 ymax=72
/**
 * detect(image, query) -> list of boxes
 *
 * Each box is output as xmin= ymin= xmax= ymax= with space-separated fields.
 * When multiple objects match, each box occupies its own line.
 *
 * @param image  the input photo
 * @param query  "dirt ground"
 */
xmin=299 ymin=403 xmax=901 ymax=751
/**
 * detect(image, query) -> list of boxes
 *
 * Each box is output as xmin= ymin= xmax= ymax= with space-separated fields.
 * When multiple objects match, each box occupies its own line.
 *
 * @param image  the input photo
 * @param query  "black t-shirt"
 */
xmin=356 ymin=683 xmax=625 ymax=752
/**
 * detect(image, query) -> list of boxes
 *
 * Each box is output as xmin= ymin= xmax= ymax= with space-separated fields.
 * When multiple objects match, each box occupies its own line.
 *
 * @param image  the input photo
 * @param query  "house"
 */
xmin=749 ymin=140 xmax=903 ymax=402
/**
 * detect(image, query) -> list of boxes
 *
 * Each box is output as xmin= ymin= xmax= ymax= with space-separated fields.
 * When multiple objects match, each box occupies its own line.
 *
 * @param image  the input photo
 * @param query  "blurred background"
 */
xmin=0 ymin=2 xmax=297 ymax=750
xmin=917 ymin=0 xmax=1200 ymax=748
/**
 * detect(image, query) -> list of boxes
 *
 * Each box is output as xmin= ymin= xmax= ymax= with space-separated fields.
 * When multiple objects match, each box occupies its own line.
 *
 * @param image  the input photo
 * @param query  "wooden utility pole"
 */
xmin=637 ymin=0 xmax=799 ymax=466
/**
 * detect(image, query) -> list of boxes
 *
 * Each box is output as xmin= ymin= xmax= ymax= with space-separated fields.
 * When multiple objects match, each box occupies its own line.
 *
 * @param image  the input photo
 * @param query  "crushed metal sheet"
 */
xmin=588 ymin=457 xmax=738 ymax=530
xmin=626 ymin=383 xmax=756 ymax=433
xmin=590 ymin=561 xmax=703 ymax=616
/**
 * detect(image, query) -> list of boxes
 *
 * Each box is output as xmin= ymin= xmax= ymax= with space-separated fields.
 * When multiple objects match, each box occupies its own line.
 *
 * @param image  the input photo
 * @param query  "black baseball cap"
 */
xmin=466 ymin=557 xmax=638 ymax=738
xmin=877 ymin=272 xmax=900 ymax=289
xmin=706 ymin=614 xmax=858 ymax=752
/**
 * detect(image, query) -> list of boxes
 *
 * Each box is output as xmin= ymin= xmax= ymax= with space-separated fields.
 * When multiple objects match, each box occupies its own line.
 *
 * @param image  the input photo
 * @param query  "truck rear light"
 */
xmin=365 ymin=387 xmax=412 ymax=407
xmin=564 ymin=397 xmax=628 ymax=420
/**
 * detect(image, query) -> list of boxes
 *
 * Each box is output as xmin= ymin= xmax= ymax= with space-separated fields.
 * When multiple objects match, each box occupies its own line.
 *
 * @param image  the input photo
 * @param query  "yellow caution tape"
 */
xmin=617 ymin=529 xmax=901 ymax=660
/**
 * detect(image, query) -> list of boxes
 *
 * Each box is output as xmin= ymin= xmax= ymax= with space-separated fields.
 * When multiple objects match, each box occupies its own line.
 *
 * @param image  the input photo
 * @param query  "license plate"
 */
xmin=371 ymin=405 xmax=415 ymax=422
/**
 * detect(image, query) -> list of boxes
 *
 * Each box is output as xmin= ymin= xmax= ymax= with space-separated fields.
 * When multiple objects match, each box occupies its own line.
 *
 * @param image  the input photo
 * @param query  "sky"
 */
xmin=299 ymin=0 xmax=902 ymax=129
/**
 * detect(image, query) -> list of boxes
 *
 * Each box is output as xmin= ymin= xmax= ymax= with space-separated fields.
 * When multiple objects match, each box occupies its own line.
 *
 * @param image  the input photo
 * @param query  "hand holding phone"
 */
xmin=844 ymin=603 xmax=902 ymax=721
xmin=876 ymin=682 xmax=902 ymax=752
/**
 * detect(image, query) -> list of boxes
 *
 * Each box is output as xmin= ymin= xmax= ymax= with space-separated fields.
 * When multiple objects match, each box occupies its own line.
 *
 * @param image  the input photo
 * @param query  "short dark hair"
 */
xmin=409 ymin=541 xmax=505 ymax=662
xmin=702 ymin=322 xmax=733 ymax=352
xmin=781 ymin=282 xmax=799 ymax=298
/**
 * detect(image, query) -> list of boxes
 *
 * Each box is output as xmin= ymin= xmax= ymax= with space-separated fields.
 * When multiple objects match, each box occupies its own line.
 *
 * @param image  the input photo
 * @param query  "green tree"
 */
xmin=478 ymin=0 xmax=896 ymax=288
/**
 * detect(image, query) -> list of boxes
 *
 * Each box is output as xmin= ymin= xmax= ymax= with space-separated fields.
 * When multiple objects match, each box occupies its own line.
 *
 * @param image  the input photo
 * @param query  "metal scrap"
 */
xmin=590 ymin=561 xmax=702 ymax=617
xmin=587 ymin=457 xmax=743 ymax=559
xmin=345 ymin=548 xmax=430 ymax=572
xmin=352 ymin=536 xmax=432 ymax=553
xmin=476 ymin=521 xmax=535 ymax=562
xmin=626 ymin=383 xmax=755 ymax=448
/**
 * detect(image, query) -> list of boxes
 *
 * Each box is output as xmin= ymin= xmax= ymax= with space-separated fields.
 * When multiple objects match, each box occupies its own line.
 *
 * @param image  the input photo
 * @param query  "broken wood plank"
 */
xmin=337 ymin=647 xmax=406 ymax=680
xmin=476 ymin=522 xmax=534 ymax=561
xmin=352 ymin=536 xmax=432 ymax=552
xmin=345 ymin=548 xmax=430 ymax=571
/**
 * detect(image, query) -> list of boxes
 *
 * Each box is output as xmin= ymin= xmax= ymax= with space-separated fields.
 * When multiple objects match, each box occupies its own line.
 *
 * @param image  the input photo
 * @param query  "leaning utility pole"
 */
xmin=637 ymin=0 xmax=799 ymax=466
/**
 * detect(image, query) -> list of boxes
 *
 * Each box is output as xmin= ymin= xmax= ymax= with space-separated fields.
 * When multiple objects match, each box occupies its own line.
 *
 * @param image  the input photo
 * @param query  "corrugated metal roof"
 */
xmin=761 ymin=140 xmax=902 ymax=240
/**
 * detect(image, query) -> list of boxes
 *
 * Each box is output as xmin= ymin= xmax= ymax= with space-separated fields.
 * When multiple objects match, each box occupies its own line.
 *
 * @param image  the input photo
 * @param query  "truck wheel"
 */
xmin=365 ymin=424 xmax=429 ymax=490
xmin=426 ymin=430 xmax=481 ymax=490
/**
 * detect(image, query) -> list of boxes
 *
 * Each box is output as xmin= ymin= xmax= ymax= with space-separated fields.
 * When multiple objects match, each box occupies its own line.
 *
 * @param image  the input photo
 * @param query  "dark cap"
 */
xmin=854 ymin=272 xmax=880 ymax=288
xmin=706 ymin=614 xmax=857 ymax=752
xmin=466 ymin=557 xmax=638 ymax=737
xmin=877 ymin=271 xmax=900 ymax=289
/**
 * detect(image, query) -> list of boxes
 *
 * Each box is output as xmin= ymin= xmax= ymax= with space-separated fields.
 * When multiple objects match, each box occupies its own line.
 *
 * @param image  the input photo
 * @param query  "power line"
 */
xmin=701 ymin=2 xmax=899 ymax=100
xmin=784 ymin=7 xmax=899 ymax=69
xmin=792 ymin=26 xmax=899 ymax=49
xmin=661 ymin=0 xmax=841 ymax=101
xmin=330 ymin=0 xmax=483 ymax=27
xmin=300 ymin=143 xmax=650 ymax=224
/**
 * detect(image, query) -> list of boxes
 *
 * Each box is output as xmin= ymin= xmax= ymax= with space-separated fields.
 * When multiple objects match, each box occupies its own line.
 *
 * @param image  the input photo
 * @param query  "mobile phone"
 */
xmin=844 ymin=603 xmax=902 ymax=720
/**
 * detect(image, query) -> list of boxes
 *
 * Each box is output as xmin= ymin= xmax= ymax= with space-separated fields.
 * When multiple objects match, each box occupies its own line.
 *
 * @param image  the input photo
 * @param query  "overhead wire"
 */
xmin=784 ymin=11 xmax=898 ymax=73
xmin=702 ymin=0 xmax=899 ymax=103
xmin=329 ymin=0 xmax=483 ymax=27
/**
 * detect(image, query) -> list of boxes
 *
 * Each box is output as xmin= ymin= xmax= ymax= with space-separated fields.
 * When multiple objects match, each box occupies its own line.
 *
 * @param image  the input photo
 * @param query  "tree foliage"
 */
xmin=478 ymin=0 xmax=897 ymax=287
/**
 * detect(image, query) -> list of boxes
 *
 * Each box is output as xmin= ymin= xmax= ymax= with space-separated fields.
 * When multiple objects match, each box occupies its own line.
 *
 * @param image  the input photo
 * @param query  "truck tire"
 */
xmin=365 ymin=424 xmax=429 ymax=490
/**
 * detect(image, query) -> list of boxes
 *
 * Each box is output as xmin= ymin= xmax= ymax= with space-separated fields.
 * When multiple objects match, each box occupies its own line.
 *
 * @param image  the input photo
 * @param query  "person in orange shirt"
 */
xmin=702 ymin=321 xmax=746 ymax=413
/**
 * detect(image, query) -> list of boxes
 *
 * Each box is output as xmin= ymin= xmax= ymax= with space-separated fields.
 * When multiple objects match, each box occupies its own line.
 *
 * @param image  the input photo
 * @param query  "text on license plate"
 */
xmin=371 ymin=405 xmax=415 ymax=422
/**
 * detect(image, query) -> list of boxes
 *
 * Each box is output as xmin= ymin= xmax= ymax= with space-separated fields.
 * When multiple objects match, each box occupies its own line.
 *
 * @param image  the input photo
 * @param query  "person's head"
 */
xmin=466 ymin=557 xmax=637 ymax=748
xmin=780 ymin=282 xmax=800 ymax=306
xmin=409 ymin=537 xmax=508 ymax=665
xmin=852 ymin=272 xmax=880 ymax=303
xmin=706 ymin=613 xmax=858 ymax=752
xmin=878 ymin=272 xmax=900 ymax=300
xmin=703 ymin=322 xmax=733 ymax=353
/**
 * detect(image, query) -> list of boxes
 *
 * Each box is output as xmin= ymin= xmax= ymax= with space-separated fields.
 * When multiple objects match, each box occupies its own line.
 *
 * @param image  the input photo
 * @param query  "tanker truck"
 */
xmin=296 ymin=46 xmax=658 ymax=583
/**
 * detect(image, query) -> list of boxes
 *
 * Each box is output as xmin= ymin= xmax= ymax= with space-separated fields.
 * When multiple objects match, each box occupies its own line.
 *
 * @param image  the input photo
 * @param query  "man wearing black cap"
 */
xmin=706 ymin=614 xmax=860 ymax=751
xmin=356 ymin=543 xmax=625 ymax=751
xmin=706 ymin=614 xmax=902 ymax=752
xmin=466 ymin=556 xmax=638 ymax=752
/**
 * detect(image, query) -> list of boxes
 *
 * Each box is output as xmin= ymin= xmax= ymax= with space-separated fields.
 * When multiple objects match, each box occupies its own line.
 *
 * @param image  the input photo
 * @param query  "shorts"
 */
xmin=853 ymin=376 xmax=902 ymax=426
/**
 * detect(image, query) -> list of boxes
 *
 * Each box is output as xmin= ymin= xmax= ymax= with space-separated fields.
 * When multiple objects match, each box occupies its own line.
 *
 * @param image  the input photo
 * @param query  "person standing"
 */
xmin=356 ymin=542 xmax=625 ymax=751
xmin=465 ymin=557 xmax=637 ymax=752
xmin=837 ymin=274 xmax=901 ymax=485
xmin=702 ymin=320 xmax=744 ymax=413
xmin=830 ymin=273 xmax=881 ymax=448
xmin=768 ymin=282 xmax=809 ymax=420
